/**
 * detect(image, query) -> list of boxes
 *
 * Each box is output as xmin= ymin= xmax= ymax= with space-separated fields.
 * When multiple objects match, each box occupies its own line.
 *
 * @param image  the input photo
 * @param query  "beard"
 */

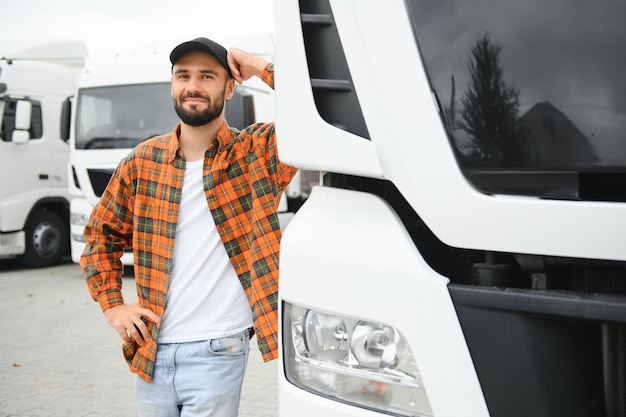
xmin=173 ymin=86 xmax=227 ymax=127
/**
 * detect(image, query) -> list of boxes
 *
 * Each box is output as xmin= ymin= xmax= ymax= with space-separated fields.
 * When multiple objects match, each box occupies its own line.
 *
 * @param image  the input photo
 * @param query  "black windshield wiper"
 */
xmin=81 ymin=137 xmax=116 ymax=149
xmin=81 ymin=137 xmax=142 ymax=149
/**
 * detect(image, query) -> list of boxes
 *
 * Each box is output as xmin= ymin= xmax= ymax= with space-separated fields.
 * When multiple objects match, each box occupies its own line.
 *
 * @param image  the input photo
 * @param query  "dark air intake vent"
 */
xmin=299 ymin=0 xmax=370 ymax=139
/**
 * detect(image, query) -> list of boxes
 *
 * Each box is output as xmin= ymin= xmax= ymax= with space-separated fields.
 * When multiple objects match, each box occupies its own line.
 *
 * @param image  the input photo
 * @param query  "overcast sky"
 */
xmin=0 ymin=0 xmax=274 ymax=58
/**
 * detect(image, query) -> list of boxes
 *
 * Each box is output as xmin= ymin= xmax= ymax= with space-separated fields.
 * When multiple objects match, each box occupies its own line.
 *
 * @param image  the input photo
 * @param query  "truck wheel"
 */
xmin=17 ymin=210 xmax=68 ymax=268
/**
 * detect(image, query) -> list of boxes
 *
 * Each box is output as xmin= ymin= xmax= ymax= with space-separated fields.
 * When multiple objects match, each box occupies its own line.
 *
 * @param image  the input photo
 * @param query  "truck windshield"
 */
xmin=75 ymin=82 xmax=178 ymax=149
xmin=408 ymin=0 xmax=626 ymax=199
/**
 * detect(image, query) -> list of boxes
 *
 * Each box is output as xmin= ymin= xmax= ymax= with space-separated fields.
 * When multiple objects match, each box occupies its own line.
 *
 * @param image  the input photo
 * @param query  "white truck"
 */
xmin=0 ymin=41 xmax=86 ymax=267
xmin=274 ymin=1 xmax=626 ymax=417
xmin=68 ymin=36 xmax=311 ymax=264
xmin=68 ymin=53 xmax=180 ymax=265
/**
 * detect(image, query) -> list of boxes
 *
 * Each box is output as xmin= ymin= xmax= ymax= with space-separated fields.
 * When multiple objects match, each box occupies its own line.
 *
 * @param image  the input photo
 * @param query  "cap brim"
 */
xmin=169 ymin=40 xmax=232 ymax=76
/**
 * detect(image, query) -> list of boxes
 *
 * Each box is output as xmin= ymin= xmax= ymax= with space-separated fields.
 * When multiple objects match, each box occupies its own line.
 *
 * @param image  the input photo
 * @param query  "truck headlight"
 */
xmin=70 ymin=213 xmax=89 ymax=226
xmin=283 ymin=302 xmax=433 ymax=417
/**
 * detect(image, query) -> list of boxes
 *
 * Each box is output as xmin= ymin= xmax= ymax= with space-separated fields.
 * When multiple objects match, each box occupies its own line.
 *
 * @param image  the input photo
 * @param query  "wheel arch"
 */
xmin=26 ymin=197 xmax=70 ymax=227
xmin=21 ymin=197 xmax=71 ymax=264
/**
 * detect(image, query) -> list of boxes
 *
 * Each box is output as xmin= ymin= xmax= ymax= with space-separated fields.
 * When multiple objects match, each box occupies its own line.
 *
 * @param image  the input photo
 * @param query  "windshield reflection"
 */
xmin=75 ymin=82 xmax=178 ymax=149
xmin=409 ymin=0 xmax=626 ymax=169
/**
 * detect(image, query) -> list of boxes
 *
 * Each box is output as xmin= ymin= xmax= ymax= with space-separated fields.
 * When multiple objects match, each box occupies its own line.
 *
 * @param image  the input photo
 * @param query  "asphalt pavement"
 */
xmin=0 ymin=259 xmax=277 ymax=417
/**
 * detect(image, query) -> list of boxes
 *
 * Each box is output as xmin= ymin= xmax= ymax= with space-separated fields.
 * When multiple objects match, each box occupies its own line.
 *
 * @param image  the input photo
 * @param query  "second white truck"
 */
xmin=68 ymin=36 xmax=308 ymax=264
xmin=0 ymin=41 xmax=86 ymax=267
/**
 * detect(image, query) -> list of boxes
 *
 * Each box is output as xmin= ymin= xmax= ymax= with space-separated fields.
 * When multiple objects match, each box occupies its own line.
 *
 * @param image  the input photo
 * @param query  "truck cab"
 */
xmin=68 ymin=54 xmax=178 ymax=264
xmin=274 ymin=1 xmax=626 ymax=416
xmin=0 ymin=41 xmax=85 ymax=267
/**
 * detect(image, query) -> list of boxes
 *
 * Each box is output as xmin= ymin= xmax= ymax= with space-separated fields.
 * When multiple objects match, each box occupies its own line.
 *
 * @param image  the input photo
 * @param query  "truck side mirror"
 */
xmin=12 ymin=130 xmax=29 ymax=144
xmin=12 ymin=100 xmax=32 ymax=144
xmin=60 ymin=97 xmax=72 ymax=141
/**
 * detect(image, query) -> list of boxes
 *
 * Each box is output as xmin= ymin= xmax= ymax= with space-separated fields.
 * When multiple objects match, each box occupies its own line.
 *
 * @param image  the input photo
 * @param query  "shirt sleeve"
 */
xmin=80 ymin=158 xmax=134 ymax=312
xmin=270 ymin=134 xmax=299 ymax=195
xmin=258 ymin=64 xmax=299 ymax=192
xmin=261 ymin=63 xmax=274 ymax=90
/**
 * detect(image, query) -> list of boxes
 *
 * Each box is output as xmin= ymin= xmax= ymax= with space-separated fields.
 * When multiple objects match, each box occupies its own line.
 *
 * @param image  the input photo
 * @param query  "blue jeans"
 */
xmin=135 ymin=329 xmax=250 ymax=417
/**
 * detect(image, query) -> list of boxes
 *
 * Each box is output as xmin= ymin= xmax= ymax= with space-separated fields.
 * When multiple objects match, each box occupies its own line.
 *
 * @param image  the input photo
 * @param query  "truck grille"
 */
xmin=87 ymin=169 xmax=114 ymax=197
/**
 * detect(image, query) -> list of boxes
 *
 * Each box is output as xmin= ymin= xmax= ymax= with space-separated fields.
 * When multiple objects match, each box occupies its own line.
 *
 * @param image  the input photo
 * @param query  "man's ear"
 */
xmin=224 ymin=78 xmax=236 ymax=101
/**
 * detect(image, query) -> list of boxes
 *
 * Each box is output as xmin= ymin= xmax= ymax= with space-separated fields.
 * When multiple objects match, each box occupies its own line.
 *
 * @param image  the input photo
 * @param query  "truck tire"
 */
xmin=17 ymin=210 xmax=68 ymax=268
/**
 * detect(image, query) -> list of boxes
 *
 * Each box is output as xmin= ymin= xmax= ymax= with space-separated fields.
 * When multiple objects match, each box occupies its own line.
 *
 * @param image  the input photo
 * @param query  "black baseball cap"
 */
xmin=169 ymin=37 xmax=232 ymax=77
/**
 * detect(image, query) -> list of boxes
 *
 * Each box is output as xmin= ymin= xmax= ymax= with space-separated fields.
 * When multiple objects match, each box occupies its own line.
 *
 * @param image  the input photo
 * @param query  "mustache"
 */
xmin=181 ymin=92 xmax=210 ymax=101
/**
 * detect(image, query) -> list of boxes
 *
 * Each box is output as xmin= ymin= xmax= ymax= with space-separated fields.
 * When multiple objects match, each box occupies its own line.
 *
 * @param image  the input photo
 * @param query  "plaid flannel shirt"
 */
xmin=81 ymin=65 xmax=298 ymax=382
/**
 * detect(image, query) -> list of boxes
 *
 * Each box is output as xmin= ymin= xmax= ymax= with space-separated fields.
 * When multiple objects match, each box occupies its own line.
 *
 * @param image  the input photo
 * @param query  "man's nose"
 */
xmin=185 ymin=76 xmax=202 ymax=93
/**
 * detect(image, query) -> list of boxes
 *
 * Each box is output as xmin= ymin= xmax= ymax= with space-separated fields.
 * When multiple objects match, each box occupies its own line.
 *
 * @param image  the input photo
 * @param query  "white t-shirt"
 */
xmin=157 ymin=159 xmax=253 ymax=343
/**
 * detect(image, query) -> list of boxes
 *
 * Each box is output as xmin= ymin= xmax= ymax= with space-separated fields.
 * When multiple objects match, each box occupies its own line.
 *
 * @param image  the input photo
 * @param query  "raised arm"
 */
xmin=227 ymin=48 xmax=271 ymax=85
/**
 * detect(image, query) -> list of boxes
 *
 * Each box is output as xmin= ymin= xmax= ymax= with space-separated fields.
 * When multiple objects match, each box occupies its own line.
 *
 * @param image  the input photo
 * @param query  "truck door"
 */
xmin=0 ymin=97 xmax=47 ymax=227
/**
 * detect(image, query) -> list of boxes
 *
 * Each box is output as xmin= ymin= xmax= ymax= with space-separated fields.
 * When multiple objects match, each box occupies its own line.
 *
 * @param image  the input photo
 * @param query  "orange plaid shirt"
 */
xmin=81 ymin=65 xmax=298 ymax=382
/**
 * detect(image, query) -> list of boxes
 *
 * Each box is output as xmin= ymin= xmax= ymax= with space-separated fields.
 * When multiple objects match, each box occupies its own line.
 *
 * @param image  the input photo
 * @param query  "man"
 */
xmin=81 ymin=37 xmax=298 ymax=416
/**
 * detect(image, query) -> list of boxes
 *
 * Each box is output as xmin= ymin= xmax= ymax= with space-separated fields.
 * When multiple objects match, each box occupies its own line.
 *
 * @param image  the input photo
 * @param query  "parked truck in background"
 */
xmin=68 ymin=35 xmax=312 ymax=264
xmin=0 ymin=41 xmax=86 ymax=267
xmin=68 ymin=52 xmax=179 ymax=265
xmin=274 ymin=1 xmax=626 ymax=416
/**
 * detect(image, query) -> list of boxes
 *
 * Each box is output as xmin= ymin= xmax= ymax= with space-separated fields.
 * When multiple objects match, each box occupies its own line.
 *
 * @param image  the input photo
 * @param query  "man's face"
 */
xmin=171 ymin=50 xmax=234 ymax=127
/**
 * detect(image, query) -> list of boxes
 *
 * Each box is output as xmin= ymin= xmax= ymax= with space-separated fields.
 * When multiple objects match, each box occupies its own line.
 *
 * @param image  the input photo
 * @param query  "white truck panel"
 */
xmin=343 ymin=1 xmax=626 ymax=262
xmin=274 ymin=0 xmax=383 ymax=178
xmin=279 ymin=186 xmax=489 ymax=416
xmin=275 ymin=0 xmax=626 ymax=262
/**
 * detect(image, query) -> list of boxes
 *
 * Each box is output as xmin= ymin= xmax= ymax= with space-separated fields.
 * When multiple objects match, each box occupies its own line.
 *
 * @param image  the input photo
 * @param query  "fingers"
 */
xmin=119 ymin=328 xmax=132 ymax=343
xmin=227 ymin=47 xmax=243 ymax=84
xmin=117 ymin=322 xmax=146 ymax=345
xmin=227 ymin=47 xmax=268 ymax=84
xmin=104 ymin=303 xmax=160 ymax=346
xmin=126 ymin=322 xmax=149 ymax=346
xmin=140 ymin=307 xmax=160 ymax=325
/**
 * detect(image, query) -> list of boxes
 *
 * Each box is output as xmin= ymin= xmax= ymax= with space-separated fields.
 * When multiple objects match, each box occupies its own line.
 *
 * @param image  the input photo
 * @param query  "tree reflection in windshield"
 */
xmin=409 ymin=0 xmax=626 ymax=169
xmin=443 ymin=34 xmax=598 ymax=169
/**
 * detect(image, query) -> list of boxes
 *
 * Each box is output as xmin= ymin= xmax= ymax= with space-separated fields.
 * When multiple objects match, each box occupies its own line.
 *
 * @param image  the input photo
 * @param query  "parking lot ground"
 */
xmin=0 ymin=260 xmax=277 ymax=417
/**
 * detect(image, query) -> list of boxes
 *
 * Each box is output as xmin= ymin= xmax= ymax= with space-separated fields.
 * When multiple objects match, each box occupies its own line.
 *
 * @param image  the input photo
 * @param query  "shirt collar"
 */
xmin=166 ymin=121 xmax=232 ymax=163
xmin=214 ymin=121 xmax=232 ymax=151
xmin=166 ymin=123 xmax=182 ymax=163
